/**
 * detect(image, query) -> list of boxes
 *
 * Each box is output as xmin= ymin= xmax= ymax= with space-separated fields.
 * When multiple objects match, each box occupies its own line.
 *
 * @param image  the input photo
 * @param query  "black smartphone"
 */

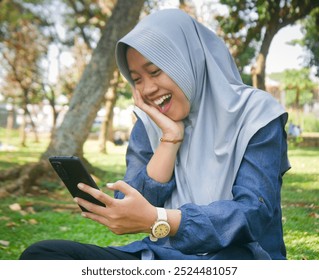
xmin=48 ymin=156 xmax=105 ymax=212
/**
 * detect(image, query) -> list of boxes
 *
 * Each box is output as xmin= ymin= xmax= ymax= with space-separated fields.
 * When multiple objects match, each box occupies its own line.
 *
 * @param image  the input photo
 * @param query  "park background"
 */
xmin=0 ymin=0 xmax=318 ymax=260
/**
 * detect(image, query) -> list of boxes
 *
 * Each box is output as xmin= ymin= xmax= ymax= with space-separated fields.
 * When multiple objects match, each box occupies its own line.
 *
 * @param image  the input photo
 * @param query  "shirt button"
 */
xmin=258 ymin=197 xmax=265 ymax=203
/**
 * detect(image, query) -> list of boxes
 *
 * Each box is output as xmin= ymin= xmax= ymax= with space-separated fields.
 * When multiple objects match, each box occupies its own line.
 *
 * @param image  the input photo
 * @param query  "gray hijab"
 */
xmin=116 ymin=9 xmax=287 ymax=208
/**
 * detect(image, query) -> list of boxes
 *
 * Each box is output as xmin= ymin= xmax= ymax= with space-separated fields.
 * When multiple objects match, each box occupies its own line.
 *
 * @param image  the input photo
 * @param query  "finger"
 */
xmin=74 ymin=196 xmax=105 ymax=215
xmin=133 ymin=89 xmax=149 ymax=111
xmin=81 ymin=211 xmax=110 ymax=227
xmin=131 ymin=88 xmax=140 ymax=105
xmin=107 ymin=180 xmax=135 ymax=196
xmin=133 ymin=89 xmax=156 ymax=114
xmin=77 ymin=183 xmax=114 ymax=206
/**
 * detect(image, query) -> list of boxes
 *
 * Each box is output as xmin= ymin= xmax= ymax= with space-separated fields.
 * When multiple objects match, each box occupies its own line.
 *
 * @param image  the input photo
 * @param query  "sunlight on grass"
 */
xmin=287 ymin=147 xmax=319 ymax=174
xmin=284 ymin=231 xmax=319 ymax=260
xmin=281 ymin=147 xmax=319 ymax=259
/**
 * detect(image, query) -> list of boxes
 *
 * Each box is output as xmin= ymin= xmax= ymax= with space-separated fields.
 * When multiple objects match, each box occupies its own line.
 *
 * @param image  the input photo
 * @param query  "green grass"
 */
xmin=0 ymin=129 xmax=146 ymax=260
xmin=0 ymin=128 xmax=318 ymax=259
xmin=281 ymin=147 xmax=319 ymax=260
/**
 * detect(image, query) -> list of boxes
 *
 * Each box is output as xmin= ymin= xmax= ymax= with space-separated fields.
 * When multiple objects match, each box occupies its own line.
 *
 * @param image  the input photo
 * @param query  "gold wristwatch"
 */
xmin=149 ymin=207 xmax=170 ymax=242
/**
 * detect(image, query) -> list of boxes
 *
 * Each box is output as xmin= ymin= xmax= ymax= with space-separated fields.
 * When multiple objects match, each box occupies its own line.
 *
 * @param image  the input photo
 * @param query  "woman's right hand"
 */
xmin=132 ymin=88 xmax=184 ymax=142
xmin=133 ymin=88 xmax=184 ymax=183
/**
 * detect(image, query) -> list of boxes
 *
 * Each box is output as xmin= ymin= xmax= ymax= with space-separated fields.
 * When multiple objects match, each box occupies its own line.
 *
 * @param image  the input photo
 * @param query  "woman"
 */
xmin=20 ymin=9 xmax=289 ymax=260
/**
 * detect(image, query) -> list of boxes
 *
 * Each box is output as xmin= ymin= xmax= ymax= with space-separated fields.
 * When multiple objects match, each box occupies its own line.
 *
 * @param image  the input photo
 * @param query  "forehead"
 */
xmin=126 ymin=47 xmax=156 ymax=71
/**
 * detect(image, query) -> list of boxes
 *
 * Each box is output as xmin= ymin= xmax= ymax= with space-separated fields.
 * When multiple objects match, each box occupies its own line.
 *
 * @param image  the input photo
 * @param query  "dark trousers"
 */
xmin=19 ymin=240 xmax=140 ymax=260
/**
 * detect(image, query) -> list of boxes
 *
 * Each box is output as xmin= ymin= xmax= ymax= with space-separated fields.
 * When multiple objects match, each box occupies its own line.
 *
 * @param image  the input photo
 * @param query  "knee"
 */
xmin=20 ymin=240 xmax=57 ymax=260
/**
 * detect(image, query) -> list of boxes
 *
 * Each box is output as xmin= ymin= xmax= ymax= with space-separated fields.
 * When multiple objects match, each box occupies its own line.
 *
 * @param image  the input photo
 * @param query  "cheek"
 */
xmin=180 ymin=93 xmax=190 ymax=113
xmin=134 ymin=83 xmax=143 ymax=92
xmin=174 ymin=96 xmax=190 ymax=120
xmin=182 ymin=102 xmax=191 ymax=118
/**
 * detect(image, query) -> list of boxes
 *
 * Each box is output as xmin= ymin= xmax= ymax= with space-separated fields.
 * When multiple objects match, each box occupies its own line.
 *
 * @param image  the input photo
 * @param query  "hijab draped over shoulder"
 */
xmin=116 ymin=9 xmax=287 ymax=209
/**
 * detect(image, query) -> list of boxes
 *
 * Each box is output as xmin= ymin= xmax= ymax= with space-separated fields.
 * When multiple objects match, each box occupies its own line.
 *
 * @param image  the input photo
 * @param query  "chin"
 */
xmin=167 ymin=114 xmax=179 ymax=121
xmin=172 ymin=117 xmax=185 ymax=122
xmin=166 ymin=110 xmax=189 ymax=122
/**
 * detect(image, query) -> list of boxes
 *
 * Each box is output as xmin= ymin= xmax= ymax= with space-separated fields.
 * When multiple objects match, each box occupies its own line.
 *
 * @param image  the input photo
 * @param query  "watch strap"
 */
xmin=149 ymin=208 xmax=169 ymax=242
xmin=156 ymin=207 xmax=167 ymax=221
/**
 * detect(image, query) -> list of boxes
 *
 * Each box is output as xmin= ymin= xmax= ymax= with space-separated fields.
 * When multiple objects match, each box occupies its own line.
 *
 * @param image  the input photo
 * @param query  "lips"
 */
xmin=154 ymin=94 xmax=171 ymax=106
xmin=153 ymin=94 xmax=172 ymax=113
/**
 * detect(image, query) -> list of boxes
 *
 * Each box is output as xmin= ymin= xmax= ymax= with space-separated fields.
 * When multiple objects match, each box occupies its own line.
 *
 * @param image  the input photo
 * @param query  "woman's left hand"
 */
xmin=74 ymin=181 xmax=157 ymax=235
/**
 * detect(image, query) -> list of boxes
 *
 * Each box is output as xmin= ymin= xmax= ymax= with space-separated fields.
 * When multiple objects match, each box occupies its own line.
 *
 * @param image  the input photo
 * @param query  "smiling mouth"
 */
xmin=154 ymin=94 xmax=172 ymax=109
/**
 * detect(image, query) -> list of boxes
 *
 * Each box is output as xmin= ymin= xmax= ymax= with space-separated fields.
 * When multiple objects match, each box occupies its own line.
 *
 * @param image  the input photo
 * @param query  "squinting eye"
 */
xmin=150 ymin=69 xmax=161 ymax=76
xmin=132 ymin=77 xmax=141 ymax=84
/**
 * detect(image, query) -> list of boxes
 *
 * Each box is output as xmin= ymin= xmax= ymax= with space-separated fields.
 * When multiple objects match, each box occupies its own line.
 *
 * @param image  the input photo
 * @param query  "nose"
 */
xmin=138 ymin=76 xmax=158 ymax=98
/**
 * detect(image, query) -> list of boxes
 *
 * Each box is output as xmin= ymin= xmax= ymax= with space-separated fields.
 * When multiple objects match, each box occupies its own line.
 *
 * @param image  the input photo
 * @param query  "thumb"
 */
xmin=107 ymin=180 xmax=134 ymax=196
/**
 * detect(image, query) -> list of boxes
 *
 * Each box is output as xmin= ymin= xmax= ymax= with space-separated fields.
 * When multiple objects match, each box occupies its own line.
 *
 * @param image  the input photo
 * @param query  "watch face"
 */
xmin=153 ymin=221 xmax=170 ymax=238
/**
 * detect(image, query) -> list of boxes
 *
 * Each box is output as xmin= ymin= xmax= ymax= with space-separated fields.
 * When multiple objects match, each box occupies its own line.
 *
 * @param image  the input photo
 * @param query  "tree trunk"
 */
xmin=25 ymin=105 xmax=39 ymax=143
xmin=1 ymin=0 xmax=145 ymax=196
xmin=295 ymin=88 xmax=301 ymax=126
xmin=252 ymin=27 xmax=278 ymax=90
xmin=6 ymin=106 xmax=15 ymax=144
xmin=251 ymin=1 xmax=319 ymax=90
xmin=43 ymin=0 xmax=144 ymax=160
xmin=19 ymin=110 xmax=27 ymax=147
xmin=98 ymin=84 xmax=118 ymax=154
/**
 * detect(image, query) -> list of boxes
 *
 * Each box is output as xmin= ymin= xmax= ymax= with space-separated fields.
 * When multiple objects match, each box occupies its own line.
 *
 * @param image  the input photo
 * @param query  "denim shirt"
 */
xmin=113 ymin=115 xmax=290 ymax=260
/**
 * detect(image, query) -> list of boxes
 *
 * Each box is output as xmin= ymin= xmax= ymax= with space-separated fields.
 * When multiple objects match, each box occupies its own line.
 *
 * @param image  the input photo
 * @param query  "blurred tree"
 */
xmin=0 ymin=1 xmax=119 ymax=136
xmin=42 ymin=0 xmax=144 ymax=170
xmin=301 ymin=7 xmax=319 ymax=77
xmin=282 ymin=68 xmax=315 ymax=110
xmin=143 ymin=0 xmax=165 ymax=14
xmin=217 ymin=0 xmax=319 ymax=90
xmin=179 ymin=0 xmax=197 ymax=18
xmin=2 ymin=24 xmax=47 ymax=145
xmin=56 ymin=1 xmax=123 ymax=152
xmin=43 ymin=0 xmax=144 ymax=158
xmin=98 ymin=70 xmax=119 ymax=154
xmin=61 ymin=0 xmax=116 ymax=49
xmin=0 ymin=0 xmax=145 ymax=195
xmin=0 ymin=0 xmax=50 ymax=145
xmin=44 ymin=0 xmax=117 ymax=130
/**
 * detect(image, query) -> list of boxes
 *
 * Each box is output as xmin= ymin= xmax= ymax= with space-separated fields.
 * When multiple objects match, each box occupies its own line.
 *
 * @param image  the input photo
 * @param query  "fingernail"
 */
xmin=106 ymin=183 xmax=114 ymax=188
xmin=81 ymin=212 xmax=87 ymax=218
xmin=73 ymin=197 xmax=78 ymax=203
xmin=78 ymin=183 xmax=84 ymax=189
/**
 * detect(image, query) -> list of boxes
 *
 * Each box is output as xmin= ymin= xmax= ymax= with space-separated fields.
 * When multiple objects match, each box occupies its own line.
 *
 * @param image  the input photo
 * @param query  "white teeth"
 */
xmin=154 ymin=94 xmax=171 ymax=106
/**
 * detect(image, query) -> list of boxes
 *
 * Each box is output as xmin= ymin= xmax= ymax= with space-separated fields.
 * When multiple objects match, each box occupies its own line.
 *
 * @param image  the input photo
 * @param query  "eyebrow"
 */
xmin=128 ymin=61 xmax=156 ymax=74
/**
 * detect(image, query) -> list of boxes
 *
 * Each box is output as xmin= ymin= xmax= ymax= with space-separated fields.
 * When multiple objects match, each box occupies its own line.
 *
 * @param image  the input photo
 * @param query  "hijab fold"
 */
xmin=116 ymin=9 xmax=287 ymax=209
